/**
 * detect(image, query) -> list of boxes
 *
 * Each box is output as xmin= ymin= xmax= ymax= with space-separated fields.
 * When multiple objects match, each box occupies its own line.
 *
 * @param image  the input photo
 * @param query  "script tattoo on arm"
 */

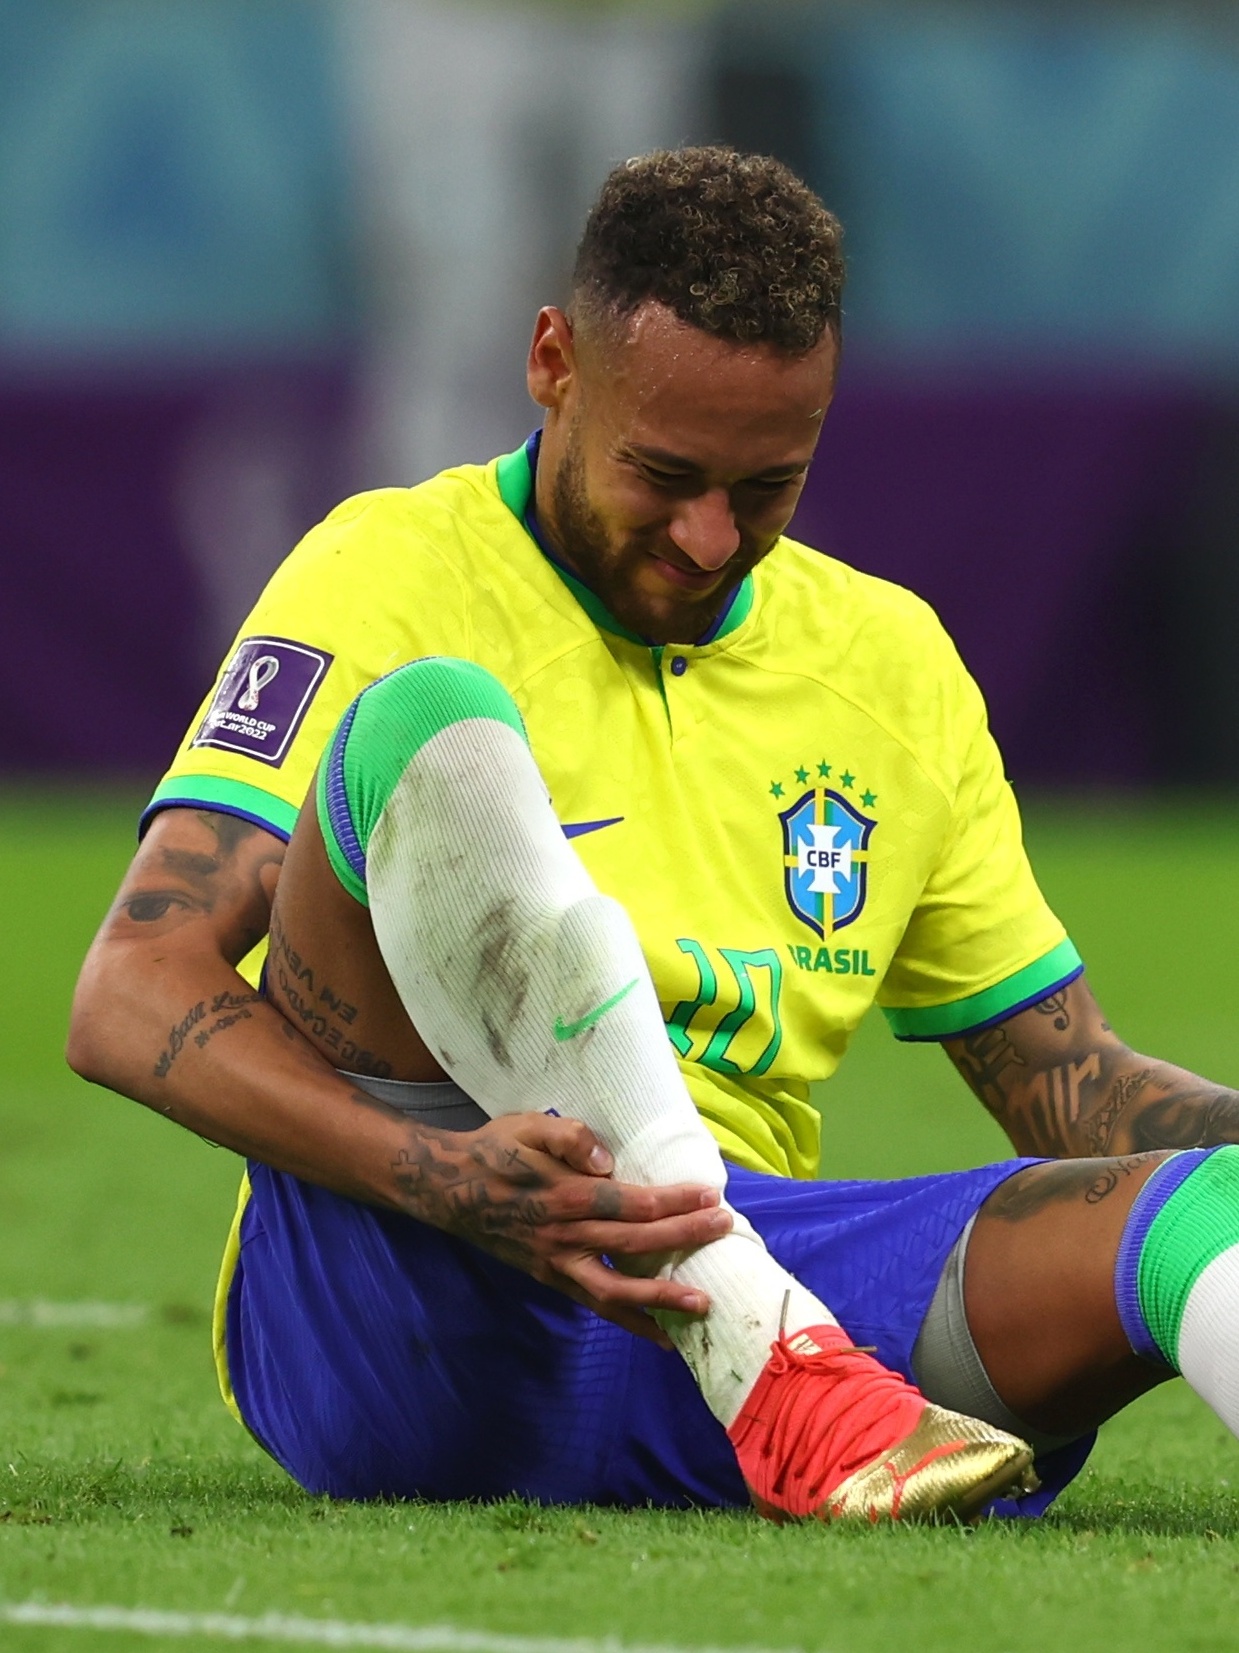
xmin=267 ymin=907 xmax=392 ymax=1078
xmin=152 ymin=990 xmax=264 ymax=1078
xmin=944 ymin=974 xmax=1239 ymax=1157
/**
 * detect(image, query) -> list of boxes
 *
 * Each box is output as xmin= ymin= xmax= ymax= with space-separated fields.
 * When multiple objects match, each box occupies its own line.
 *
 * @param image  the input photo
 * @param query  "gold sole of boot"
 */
xmin=818 ymin=1404 xmax=1040 ymax=1525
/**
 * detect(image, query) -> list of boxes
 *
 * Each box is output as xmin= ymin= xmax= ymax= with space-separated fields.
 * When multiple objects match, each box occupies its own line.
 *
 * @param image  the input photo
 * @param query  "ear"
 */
xmin=526 ymin=307 xmax=576 ymax=411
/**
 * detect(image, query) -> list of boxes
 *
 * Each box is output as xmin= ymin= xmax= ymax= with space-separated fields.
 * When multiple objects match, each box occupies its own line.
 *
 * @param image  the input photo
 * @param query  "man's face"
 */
xmin=528 ymin=302 xmax=837 ymax=645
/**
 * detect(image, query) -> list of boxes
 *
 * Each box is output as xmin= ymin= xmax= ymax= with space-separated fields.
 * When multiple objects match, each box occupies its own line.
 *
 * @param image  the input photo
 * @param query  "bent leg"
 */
xmin=277 ymin=657 xmax=841 ymax=1421
xmin=264 ymin=656 xmax=1033 ymax=1521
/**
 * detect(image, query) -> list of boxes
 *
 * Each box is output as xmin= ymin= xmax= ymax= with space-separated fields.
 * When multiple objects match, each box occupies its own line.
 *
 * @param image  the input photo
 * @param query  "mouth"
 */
xmin=647 ymin=554 xmax=726 ymax=594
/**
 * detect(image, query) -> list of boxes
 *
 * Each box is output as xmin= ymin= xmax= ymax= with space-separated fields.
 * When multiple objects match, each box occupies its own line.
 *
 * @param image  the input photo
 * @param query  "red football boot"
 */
xmin=727 ymin=1325 xmax=1038 ymax=1524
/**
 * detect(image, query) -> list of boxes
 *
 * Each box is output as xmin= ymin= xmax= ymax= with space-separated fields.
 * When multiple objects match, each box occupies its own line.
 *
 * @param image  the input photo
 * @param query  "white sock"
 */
xmin=365 ymin=714 xmax=836 ymax=1426
xmin=1175 ymin=1246 xmax=1239 ymax=1436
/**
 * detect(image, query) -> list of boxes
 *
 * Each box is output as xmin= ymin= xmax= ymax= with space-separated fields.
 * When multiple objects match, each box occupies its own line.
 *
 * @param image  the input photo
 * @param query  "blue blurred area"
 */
xmin=815 ymin=10 xmax=1239 ymax=372
xmin=0 ymin=0 xmax=353 ymax=356
xmin=2 ymin=0 xmax=1238 ymax=784
xmin=719 ymin=3 xmax=1239 ymax=784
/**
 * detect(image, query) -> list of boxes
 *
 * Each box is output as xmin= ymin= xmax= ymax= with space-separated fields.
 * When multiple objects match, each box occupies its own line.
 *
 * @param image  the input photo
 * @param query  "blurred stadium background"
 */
xmin=3 ymin=2 xmax=1239 ymax=1641
xmin=7 ymin=0 xmax=1239 ymax=785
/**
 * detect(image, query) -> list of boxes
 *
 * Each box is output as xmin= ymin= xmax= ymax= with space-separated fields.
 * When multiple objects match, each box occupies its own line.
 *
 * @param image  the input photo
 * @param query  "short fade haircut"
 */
xmin=570 ymin=146 xmax=844 ymax=357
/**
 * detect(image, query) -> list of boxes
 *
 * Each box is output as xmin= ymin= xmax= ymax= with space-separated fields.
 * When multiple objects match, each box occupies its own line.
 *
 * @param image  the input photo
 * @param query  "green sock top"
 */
xmin=1137 ymin=1147 xmax=1239 ymax=1367
xmin=316 ymin=657 xmax=527 ymax=907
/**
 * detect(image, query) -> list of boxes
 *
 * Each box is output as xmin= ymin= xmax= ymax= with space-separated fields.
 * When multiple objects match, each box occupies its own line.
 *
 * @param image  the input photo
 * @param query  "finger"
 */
xmin=521 ymin=1114 xmax=614 ymax=1177
xmin=550 ymin=1178 xmax=723 ymax=1224
xmin=549 ymin=1206 xmax=733 ymax=1256
xmin=538 ymin=1271 xmax=674 ymax=1347
xmin=591 ymin=1304 xmax=676 ymax=1348
xmin=564 ymin=1255 xmax=710 ymax=1317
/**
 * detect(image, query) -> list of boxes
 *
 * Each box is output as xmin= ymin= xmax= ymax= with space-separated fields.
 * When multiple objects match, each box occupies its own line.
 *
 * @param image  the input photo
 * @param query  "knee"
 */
xmin=316 ymin=657 xmax=526 ymax=901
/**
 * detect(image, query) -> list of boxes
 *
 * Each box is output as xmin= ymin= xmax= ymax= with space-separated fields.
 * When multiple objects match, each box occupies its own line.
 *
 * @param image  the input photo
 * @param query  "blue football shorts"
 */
xmin=221 ymin=1153 xmax=1094 ymax=1517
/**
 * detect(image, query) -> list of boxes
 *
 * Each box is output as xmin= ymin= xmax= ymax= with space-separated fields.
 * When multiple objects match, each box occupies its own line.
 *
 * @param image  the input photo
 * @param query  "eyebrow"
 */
xmin=626 ymin=443 xmax=809 ymax=481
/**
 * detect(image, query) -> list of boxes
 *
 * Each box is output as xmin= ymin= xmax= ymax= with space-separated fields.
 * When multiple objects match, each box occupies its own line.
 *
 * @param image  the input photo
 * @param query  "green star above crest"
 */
xmin=770 ymin=781 xmax=785 ymax=799
xmin=794 ymin=766 xmax=809 ymax=785
xmin=861 ymin=789 xmax=878 ymax=808
xmin=817 ymin=761 xmax=831 ymax=778
xmin=840 ymin=771 xmax=855 ymax=789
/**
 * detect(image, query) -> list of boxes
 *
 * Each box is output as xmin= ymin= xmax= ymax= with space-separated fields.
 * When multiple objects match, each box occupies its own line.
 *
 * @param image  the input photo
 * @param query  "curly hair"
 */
xmin=571 ymin=147 xmax=844 ymax=356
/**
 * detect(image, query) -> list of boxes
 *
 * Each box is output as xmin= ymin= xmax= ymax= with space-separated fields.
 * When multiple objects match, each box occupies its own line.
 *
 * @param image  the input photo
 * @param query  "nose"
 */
xmin=666 ymin=489 xmax=741 ymax=572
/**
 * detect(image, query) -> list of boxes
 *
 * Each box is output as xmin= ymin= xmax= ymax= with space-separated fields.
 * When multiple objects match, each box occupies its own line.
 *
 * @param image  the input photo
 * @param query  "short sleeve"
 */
xmin=877 ymin=667 xmax=1081 ymax=1042
xmin=142 ymin=491 xmax=472 ymax=841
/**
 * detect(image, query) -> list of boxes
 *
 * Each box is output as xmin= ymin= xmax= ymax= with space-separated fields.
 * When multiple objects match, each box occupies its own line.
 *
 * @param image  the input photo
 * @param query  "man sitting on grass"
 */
xmin=70 ymin=147 xmax=1239 ymax=1523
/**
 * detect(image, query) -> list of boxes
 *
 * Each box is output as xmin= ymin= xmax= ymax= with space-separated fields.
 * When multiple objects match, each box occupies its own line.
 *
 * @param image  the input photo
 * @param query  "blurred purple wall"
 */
xmin=2 ymin=368 xmax=1228 ymax=787
xmin=793 ymin=372 xmax=1224 ymax=785
xmin=0 ymin=363 xmax=355 ymax=777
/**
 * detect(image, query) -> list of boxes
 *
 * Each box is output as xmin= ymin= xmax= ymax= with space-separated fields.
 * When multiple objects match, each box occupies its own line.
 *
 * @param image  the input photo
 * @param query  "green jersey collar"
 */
xmin=495 ymin=437 xmax=754 ymax=647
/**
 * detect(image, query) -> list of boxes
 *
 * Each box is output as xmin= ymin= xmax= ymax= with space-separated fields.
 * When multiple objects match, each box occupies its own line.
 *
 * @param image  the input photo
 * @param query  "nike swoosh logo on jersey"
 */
xmin=553 ymin=977 xmax=640 ymax=1042
xmin=561 ymin=816 xmax=624 ymax=839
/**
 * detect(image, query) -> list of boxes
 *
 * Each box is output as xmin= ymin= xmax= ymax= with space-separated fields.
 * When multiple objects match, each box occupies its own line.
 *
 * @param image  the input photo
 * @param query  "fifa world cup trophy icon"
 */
xmin=238 ymin=655 xmax=281 ymax=711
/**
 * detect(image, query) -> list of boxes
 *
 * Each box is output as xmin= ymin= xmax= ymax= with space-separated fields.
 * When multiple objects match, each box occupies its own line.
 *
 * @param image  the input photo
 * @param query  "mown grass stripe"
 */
xmin=0 ymin=1606 xmax=802 ymax=1653
xmin=0 ymin=1300 xmax=149 ymax=1328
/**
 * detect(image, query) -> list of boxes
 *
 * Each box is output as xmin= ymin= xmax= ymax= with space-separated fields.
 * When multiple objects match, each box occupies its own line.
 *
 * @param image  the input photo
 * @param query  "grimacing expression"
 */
xmin=531 ymin=303 xmax=838 ymax=646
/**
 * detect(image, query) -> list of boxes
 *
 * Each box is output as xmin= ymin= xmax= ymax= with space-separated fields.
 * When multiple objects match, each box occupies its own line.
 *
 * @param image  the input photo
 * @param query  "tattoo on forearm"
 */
xmin=154 ymin=1002 xmax=206 ymax=1077
xmin=947 ymin=979 xmax=1239 ymax=1156
xmin=268 ymin=907 xmax=392 ymax=1078
xmin=952 ymin=1026 xmax=1026 ymax=1116
xmin=123 ymin=891 xmax=200 ymax=924
xmin=1020 ymin=1054 xmax=1102 ymax=1154
xmin=153 ymin=990 xmax=263 ymax=1077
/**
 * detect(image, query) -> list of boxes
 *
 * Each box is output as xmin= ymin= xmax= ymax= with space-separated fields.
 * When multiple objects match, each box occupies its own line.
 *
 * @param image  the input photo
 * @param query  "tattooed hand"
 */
xmin=944 ymin=974 xmax=1239 ymax=1157
xmin=387 ymin=1110 xmax=730 ymax=1345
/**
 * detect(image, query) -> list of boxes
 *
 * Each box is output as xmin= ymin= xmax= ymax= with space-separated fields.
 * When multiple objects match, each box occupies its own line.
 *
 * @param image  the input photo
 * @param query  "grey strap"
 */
xmin=342 ymin=1070 xmax=490 ymax=1132
xmin=911 ymin=1214 xmax=1075 ymax=1455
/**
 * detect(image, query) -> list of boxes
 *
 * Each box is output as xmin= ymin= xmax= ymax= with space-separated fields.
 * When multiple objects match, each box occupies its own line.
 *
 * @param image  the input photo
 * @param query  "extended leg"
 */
xmin=270 ymin=656 xmax=1034 ymax=1521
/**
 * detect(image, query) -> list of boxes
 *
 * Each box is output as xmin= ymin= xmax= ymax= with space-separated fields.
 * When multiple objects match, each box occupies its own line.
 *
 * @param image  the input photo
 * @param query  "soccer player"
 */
xmin=70 ymin=148 xmax=1239 ymax=1522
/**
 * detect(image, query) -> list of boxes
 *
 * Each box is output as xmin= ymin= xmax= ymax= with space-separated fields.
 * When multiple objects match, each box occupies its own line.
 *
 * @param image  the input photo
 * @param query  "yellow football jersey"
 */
xmin=149 ymin=439 xmax=1079 ymax=1178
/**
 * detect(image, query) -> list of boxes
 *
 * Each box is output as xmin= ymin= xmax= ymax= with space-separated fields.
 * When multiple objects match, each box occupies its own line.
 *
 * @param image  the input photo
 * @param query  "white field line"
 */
xmin=0 ymin=1300 xmax=148 ymax=1328
xmin=0 ymin=1605 xmax=802 ymax=1653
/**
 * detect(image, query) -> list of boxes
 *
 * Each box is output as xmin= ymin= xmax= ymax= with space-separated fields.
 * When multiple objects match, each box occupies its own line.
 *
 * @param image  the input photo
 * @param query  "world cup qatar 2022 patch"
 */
xmin=192 ymin=636 xmax=333 ymax=767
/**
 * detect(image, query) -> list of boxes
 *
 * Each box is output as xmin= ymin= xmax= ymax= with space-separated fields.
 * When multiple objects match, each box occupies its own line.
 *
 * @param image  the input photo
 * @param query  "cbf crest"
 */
xmin=774 ymin=769 xmax=877 ymax=938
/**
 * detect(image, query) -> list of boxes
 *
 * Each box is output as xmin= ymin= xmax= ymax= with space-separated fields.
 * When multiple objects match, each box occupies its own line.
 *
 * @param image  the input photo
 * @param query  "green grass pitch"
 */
xmin=2 ymin=786 xmax=1239 ymax=1652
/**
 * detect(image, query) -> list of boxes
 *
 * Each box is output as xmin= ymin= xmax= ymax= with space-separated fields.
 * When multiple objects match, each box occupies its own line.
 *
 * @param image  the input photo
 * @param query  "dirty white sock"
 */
xmin=317 ymin=658 xmax=836 ymax=1424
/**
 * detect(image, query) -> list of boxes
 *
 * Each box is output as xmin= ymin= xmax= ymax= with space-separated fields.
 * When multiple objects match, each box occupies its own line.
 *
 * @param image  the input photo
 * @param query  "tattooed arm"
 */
xmin=943 ymin=974 xmax=1239 ymax=1157
xmin=68 ymin=808 xmax=725 ymax=1339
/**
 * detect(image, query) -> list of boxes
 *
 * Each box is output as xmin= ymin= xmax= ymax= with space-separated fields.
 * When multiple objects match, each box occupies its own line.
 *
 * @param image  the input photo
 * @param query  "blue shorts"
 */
xmin=223 ymin=1159 xmax=1093 ymax=1515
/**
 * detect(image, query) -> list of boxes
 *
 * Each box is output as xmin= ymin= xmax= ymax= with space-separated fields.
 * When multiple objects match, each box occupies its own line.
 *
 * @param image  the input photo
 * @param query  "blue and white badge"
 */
xmin=779 ymin=786 xmax=876 ymax=937
xmin=192 ymin=636 xmax=332 ymax=767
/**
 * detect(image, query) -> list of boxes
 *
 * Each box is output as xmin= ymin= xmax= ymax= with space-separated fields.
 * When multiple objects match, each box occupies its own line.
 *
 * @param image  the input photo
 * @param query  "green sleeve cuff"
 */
xmin=882 ymin=938 xmax=1084 ymax=1042
xmin=139 ymin=776 xmax=301 ymax=842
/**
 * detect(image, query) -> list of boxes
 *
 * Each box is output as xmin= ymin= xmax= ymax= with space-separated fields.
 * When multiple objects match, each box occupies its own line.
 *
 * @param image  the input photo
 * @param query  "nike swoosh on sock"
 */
xmin=553 ymin=977 xmax=640 ymax=1041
